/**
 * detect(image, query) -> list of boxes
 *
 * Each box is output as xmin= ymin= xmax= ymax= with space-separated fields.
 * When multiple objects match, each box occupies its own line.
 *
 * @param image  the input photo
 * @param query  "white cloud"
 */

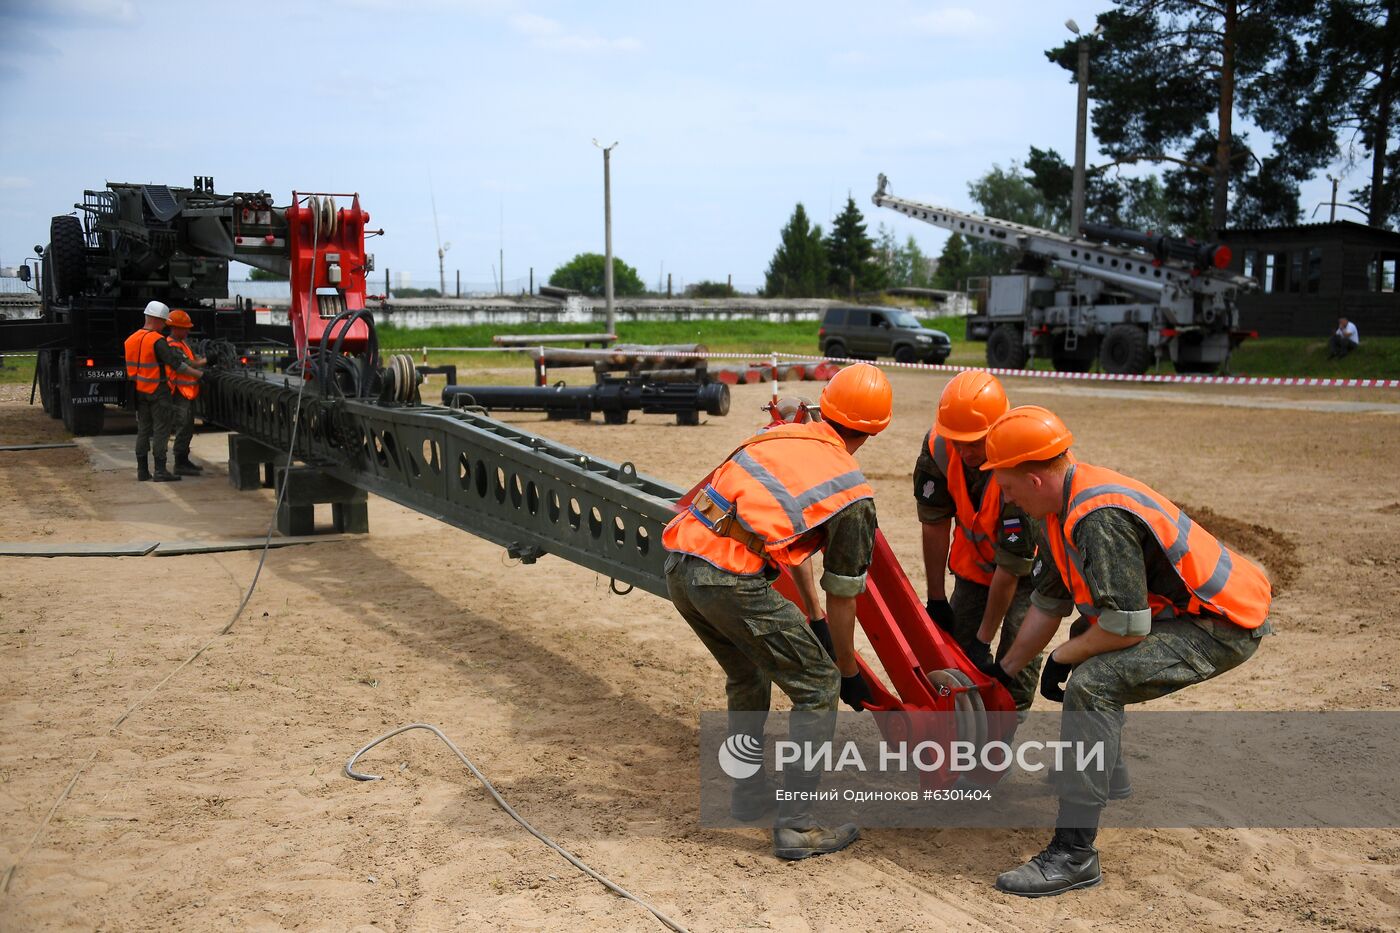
xmin=509 ymin=12 xmax=640 ymax=53
xmin=910 ymin=7 xmax=985 ymax=37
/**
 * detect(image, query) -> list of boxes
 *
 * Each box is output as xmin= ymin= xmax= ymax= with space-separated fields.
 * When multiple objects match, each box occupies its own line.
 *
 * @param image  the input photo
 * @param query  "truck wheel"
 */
xmin=823 ymin=340 xmax=848 ymax=360
xmin=48 ymin=215 xmax=87 ymax=301
xmin=893 ymin=345 xmax=917 ymax=364
xmin=1099 ymin=325 xmax=1150 ymax=375
xmin=37 ymin=350 xmax=62 ymax=418
xmin=60 ymin=378 xmax=106 ymax=436
xmin=985 ymin=325 xmax=1027 ymax=370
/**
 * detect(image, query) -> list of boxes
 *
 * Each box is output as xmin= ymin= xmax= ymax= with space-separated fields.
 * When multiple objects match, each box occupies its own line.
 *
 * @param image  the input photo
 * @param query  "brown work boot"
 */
xmin=771 ymin=817 xmax=860 ymax=861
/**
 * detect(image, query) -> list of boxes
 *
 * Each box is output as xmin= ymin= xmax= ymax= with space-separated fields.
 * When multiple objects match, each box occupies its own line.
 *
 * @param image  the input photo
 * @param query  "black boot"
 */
xmin=174 ymin=453 xmax=202 ymax=476
xmin=996 ymin=802 xmax=1103 ymax=897
xmin=152 ymin=457 xmax=182 ymax=482
xmin=137 ymin=455 xmax=151 ymax=482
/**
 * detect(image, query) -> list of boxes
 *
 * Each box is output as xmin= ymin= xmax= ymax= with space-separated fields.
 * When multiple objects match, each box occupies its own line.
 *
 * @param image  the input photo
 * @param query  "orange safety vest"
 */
xmin=123 ymin=328 xmax=165 ymax=395
xmin=929 ymin=432 xmax=1003 ymax=586
xmin=1044 ymin=463 xmax=1271 ymax=629
xmin=662 ymin=421 xmax=875 ymax=575
xmin=167 ymin=338 xmax=199 ymax=400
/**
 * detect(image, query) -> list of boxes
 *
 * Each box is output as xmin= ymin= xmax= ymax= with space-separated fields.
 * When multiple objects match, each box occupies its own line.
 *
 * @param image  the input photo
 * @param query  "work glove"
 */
xmin=840 ymin=671 xmax=875 ymax=711
xmin=1040 ymin=653 xmax=1074 ymax=703
xmin=975 ymin=657 xmax=1018 ymax=693
xmin=925 ymin=598 xmax=956 ymax=634
xmin=964 ymin=636 xmax=993 ymax=670
xmin=808 ymin=617 xmax=836 ymax=661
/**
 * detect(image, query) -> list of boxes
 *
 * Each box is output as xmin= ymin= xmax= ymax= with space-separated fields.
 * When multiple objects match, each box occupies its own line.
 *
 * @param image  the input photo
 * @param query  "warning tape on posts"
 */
xmin=418 ymin=346 xmax=1400 ymax=390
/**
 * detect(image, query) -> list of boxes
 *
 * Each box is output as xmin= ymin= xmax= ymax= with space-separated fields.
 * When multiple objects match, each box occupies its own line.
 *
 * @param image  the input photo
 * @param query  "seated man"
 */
xmin=1328 ymin=316 xmax=1359 ymax=359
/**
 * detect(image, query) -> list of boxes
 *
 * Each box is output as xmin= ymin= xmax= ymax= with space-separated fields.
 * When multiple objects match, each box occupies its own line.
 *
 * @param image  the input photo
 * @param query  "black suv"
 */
xmin=818 ymin=306 xmax=952 ymax=364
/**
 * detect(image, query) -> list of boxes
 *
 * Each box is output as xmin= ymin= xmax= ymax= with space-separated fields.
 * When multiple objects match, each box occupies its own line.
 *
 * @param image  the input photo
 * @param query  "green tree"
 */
xmin=685 ymin=280 xmax=736 ymax=298
xmin=1046 ymin=1 xmax=1316 ymax=232
xmin=825 ymin=196 xmax=885 ymax=294
xmin=548 ymin=253 xmax=646 ymax=298
xmin=764 ymin=203 xmax=829 ymax=297
xmin=965 ymin=163 xmax=1058 ymax=274
xmin=1025 ymin=145 xmax=1176 ymax=233
xmin=875 ymin=224 xmax=934 ymax=287
xmin=1252 ymin=0 xmax=1400 ymax=227
xmin=932 ymin=232 xmax=971 ymax=290
xmin=248 ymin=267 xmax=288 ymax=281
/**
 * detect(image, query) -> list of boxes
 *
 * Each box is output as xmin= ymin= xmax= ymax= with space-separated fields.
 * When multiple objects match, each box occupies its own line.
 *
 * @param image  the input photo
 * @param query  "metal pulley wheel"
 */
xmin=384 ymin=353 xmax=420 ymax=403
xmin=945 ymin=668 xmax=987 ymax=751
xmin=926 ymin=668 xmax=988 ymax=752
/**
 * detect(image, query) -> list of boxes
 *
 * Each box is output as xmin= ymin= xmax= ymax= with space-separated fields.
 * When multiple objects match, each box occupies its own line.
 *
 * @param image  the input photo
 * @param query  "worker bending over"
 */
xmin=914 ymin=371 xmax=1041 ymax=712
xmin=662 ymin=364 xmax=891 ymax=861
xmin=978 ymin=405 xmax=1272 ymax=897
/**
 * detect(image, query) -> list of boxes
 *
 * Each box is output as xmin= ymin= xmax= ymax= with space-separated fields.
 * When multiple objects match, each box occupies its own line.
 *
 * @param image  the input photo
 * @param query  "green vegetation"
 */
xmin=375 ymin=319 xmax=1400 ymax=382
xmin=548 ymin=253 xmax=646 ymax=298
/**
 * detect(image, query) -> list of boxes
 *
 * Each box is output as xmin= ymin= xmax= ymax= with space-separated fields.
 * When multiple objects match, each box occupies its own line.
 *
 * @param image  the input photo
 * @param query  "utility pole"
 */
xmin=1065 ymin=19 xmax=1102 ymax=237
xmin=593 ymin=139 xmax=619 ymax=334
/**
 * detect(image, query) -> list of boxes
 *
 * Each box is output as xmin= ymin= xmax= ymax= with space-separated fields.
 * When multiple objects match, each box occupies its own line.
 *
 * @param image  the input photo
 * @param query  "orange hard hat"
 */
xmin=935 ymin=370 xmax=1008 ymax=442
xmin=819 ymin=363 xmax=893 ymax=435
xmin=980 ymin=405 xmax=1074 ymax=470
xmin=167 ymin=309 xmax=193 ymax=329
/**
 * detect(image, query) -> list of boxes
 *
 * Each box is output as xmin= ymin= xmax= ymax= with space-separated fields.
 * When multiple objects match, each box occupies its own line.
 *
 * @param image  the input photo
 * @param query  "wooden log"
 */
xmin=493 ymin=333 xmax=617 ymax=347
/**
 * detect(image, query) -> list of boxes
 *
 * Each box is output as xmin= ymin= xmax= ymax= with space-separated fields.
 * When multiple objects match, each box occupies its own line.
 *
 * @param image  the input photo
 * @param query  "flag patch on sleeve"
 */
xmin=1002 ymin=517 xmax=1023 ymax=543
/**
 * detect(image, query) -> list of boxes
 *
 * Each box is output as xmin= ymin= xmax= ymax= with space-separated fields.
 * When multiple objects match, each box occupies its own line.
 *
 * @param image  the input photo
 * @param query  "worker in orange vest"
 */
xmin=663 ymin=363 xmax=892 ymax=861
xmin=164 ymin=309 xmax=208 ymax=476
xmin=977 ymin=405 xmax=1272 ymax=897
xmin=122 ymin=301 xmax=203 ymax=482
xmin=914 ymin=371 xmax=1041 ymax=711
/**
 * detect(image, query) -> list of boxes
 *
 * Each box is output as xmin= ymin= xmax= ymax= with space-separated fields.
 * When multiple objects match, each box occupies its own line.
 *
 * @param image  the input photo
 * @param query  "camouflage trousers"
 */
xmin=1057 ymin=615 xmax=1268 ymax=808
xmin=134 ymin=390 xmax=173 ymax=459
xmin=949 ymin=574 xmax=1041 ymax=712
xmin=170 ymin=393 xmax=195 ymax=458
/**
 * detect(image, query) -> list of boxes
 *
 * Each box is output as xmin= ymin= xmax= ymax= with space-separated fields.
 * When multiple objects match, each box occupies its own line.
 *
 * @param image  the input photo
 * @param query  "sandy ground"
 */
xmin=1 ymin=371 xmax=1399 ymax=932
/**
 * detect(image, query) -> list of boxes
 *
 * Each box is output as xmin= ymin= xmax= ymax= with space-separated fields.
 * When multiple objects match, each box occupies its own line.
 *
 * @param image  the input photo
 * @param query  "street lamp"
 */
xmin=1065 ymin=18 xmax=1103 ymax=237
xmin=593 ymin=138 xmax=619 ymax=334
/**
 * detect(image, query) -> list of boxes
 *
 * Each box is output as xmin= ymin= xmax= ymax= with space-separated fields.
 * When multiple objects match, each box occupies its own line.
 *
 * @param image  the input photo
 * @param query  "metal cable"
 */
xmin=345 ymin=723 xmax=690 ymax=933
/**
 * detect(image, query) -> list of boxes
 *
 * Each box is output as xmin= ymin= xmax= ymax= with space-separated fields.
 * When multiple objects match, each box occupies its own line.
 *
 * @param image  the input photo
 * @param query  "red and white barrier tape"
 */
xmin=418 ymin=346 xmax=1399 ymax=390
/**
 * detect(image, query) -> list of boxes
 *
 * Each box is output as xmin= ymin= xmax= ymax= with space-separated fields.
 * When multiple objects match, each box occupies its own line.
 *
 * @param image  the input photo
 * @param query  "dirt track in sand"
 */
xmin=1 ymin=372 xmax=1398 ymax=932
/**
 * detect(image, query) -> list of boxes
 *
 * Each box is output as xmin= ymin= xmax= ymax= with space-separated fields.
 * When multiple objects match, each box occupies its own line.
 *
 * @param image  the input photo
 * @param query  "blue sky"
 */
xmin=0 ymin=0 xmax=1364 ymax=293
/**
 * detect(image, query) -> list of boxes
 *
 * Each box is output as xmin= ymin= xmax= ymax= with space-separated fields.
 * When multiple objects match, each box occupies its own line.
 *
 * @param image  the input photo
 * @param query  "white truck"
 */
xmin=872 ymin=174 xmax=1257 ymax=374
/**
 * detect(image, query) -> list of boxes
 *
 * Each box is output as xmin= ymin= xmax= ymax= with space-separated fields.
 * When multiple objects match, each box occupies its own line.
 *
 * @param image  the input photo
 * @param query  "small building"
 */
xmin=1218 ymin=221 xmax=1400 ymax=337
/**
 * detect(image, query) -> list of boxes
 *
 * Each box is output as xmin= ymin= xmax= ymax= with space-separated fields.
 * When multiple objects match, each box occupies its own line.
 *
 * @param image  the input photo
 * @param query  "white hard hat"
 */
xmin=144 ymin=300 xmax=171 ymax=320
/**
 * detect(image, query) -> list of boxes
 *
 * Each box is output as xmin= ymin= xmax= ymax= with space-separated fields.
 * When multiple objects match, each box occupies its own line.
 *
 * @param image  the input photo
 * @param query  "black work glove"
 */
xmin=964 ymin=636 xmax=993 ymax=670
xmin=975 ymin=657 xmax=1018 ymax=693
xmin=808 ymin=617 xmax=836 ymax=661
xmin=925 ymin=598 xmax=956 ymax=634
xmin=840 ymin=672 xmax=875 ymax=711
xmin=1040 ymin=653 xmax=1073 ymax=703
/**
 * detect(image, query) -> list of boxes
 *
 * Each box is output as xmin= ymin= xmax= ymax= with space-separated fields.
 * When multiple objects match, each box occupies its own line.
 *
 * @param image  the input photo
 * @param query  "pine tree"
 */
xmin=932 ymin=232 xmax=971 ymax=290
xmin=764 ymin=204 xmax=828 ymax=297
xmin=824 ymin=196 xmax=884 ymax=295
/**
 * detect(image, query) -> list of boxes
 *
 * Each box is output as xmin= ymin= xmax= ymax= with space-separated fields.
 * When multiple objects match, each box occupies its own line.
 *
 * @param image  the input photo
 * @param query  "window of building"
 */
xmin=1289 ymin=252 xmax=1303 ymax=292
xmin=1307 ymin=247 xmax=1323 ymax=293
xmin=1368 ymin=254 xmax=1398 ymax=292
xmin=1243 ymin=249 xmax=1259 ymax=282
